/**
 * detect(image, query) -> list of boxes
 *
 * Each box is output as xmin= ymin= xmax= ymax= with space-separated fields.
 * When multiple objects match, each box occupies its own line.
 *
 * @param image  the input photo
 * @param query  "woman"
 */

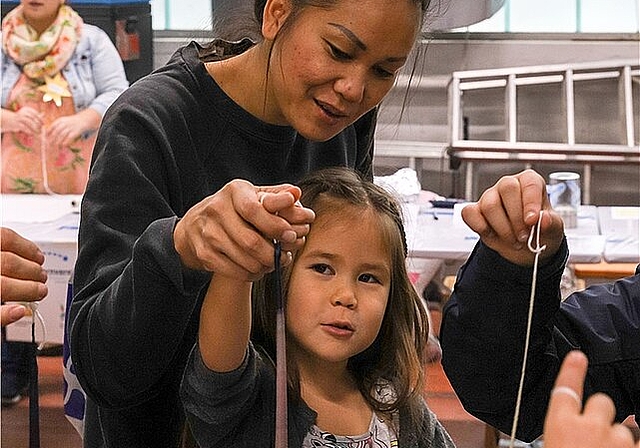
xmin=1 ymin=0 xmax=128 ymax=407
xmin=1 ymin=0 xmax=128 ymax=194
xmin=68 ymin=0 xmax=431 ymax=446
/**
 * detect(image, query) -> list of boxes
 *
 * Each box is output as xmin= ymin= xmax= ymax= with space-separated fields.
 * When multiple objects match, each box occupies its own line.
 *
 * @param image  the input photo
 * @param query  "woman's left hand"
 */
xmin=47 ymin=108 xmax=101 ymax=147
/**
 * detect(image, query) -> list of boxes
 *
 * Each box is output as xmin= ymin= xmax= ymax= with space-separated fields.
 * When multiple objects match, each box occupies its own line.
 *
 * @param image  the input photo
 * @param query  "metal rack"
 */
xmin=447 ymin=60 xmax=640 ymax=202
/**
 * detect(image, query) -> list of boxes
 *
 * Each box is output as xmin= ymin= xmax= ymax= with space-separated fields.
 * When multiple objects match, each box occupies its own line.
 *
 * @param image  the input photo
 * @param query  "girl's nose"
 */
xmin=330 ymin=285 xmax=357 ymax=309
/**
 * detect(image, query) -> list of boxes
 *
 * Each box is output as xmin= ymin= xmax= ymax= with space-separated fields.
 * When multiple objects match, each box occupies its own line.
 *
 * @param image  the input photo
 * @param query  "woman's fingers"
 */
xmin=1 ymin=227 xmax=45 ymax=265
xmin=1 ymin=275 xmax=48 ymax=303
xmin=1 ymin=304 xmax=27 ymax=327
xmin=174 ymin=180 xmax=314 ymax=280
xmin=1 ymin=228 xmax=48 ymax=302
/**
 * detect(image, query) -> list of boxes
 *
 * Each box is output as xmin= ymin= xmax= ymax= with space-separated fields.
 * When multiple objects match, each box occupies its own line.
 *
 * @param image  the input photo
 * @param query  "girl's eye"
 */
xmin=312 ymin=263 xmax=334 ymax=275
xmin=358 ymin=273 xmax=381 ymax=284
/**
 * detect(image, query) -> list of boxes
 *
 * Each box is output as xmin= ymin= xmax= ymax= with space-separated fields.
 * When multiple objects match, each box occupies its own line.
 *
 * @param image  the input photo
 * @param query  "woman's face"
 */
xmin=263 ymin=0 xmax=421 ymax=142
xmin=20 ymin=0 xmax=63 ymax=32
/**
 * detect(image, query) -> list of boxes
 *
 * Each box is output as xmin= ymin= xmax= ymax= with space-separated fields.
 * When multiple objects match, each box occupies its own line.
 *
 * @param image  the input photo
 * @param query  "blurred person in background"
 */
xmin=1 ymin=0 xmax=128 ymax=194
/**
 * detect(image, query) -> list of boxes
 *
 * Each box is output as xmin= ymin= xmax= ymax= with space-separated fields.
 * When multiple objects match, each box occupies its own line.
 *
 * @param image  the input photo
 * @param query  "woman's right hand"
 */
xmin=173 ymin=179 xmax=315 ymax=281
xmin=1 ymin=107 xmax=43 ymax=135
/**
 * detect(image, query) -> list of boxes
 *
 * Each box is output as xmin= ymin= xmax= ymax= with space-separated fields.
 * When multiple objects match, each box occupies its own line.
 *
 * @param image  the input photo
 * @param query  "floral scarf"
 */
xmin=2 ymin=4 xmax=83 ymax=80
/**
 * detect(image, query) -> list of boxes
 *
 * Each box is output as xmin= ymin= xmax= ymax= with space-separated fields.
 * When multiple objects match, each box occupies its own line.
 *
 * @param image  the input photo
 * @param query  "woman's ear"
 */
xmin=261 ymin=0 xmax=292 ymax=40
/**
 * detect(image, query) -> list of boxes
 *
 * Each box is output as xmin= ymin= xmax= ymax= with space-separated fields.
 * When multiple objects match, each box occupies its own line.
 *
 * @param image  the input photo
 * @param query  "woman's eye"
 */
xmin=373 ymin=66 xmax=395 ymax=79
xmin=328 ymin=43 xmax=351 ymax=61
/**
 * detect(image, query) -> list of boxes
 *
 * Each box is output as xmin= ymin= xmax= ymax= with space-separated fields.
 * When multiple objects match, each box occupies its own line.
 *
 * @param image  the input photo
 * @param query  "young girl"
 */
xmin=181 ymin=167 xmax=455 ymax=447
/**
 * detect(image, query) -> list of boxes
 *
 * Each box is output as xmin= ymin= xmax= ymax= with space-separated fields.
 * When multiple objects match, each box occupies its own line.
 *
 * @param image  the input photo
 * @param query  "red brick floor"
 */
xmin=424 ymin=360 xmax=489 ymax=448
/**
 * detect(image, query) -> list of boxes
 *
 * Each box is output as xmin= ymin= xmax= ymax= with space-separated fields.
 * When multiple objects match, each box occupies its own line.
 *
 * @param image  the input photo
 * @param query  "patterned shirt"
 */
xmin=302 ymin=412 xmax=398 ymax=448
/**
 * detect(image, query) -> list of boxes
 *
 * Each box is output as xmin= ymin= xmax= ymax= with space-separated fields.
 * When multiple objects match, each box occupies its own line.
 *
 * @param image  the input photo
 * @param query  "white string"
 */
xmin=509 ymin=211 xmax=546 ymax=448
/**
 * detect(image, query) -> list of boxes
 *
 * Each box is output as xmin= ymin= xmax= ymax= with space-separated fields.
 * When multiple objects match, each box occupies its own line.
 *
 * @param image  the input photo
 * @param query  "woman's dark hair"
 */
xmin=208 ymin=0 xmax=432 ymax=48
xmin=253 ymin=0 xmax=433 ymax=30
xmin=252 ymin=167 xmax=430 ymax=431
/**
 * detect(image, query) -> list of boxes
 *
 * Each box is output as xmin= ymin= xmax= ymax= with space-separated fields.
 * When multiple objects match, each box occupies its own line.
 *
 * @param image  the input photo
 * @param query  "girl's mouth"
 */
xmin=321 ymin=321 xmax=355 ymax=337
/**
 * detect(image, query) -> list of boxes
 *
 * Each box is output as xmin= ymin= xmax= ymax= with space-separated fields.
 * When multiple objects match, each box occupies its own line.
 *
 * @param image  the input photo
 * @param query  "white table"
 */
xmin=564 ymin=205 xmax=606 ymax=264
xmin=404 ymin=203 xmax=605 ymax=264
xmin=2 ymin=194 xmax=81 ymax=344
xmin=404 ymin=204 xmax=477 ymax=262
xmin=597 ymin=206 xmax=640 ymax=263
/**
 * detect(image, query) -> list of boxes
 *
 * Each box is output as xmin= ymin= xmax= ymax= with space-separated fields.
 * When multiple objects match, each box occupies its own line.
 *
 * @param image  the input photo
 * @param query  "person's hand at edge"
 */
xmin=1 ymin=227 xmax=48 ymax=326
xmin=543 ymin=350 xmax=637 ymax=448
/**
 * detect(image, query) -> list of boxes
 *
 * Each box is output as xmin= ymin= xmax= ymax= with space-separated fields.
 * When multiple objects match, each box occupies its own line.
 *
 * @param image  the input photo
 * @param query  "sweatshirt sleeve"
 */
xmin=554 ymin=269 xmax=640 ymax=426
xmin=440 ymin=239 xmax=568 ymax=442
xmin=180 ymin=343 xmax=263 ymax=446
xmin=69 ymin=75 xmax=211 ymax=408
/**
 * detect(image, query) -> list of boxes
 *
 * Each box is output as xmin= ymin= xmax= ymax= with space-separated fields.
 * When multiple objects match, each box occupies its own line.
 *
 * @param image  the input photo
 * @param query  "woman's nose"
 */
xmin=333 ymin=70 xmax=366 ymax=104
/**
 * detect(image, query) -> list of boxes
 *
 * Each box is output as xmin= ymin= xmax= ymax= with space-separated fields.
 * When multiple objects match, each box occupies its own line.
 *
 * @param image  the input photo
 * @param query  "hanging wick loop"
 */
xmin=527 ymin=210 xmax=547 ymax=254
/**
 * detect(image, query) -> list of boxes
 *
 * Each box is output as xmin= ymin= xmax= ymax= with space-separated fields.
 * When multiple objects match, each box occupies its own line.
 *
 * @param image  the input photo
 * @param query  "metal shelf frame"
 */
xmin=447 ymin=59 xmax=640 ymax=201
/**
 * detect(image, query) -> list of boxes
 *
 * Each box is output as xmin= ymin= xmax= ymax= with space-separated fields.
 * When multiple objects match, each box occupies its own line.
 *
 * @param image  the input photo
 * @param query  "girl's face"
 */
xmin=263 ymin=0 xmax=421 ymax=141
xmin=20 ymin=0 xmax=63 ymax=32
xmin=286 ymin=208 xmax=391 ymax=368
